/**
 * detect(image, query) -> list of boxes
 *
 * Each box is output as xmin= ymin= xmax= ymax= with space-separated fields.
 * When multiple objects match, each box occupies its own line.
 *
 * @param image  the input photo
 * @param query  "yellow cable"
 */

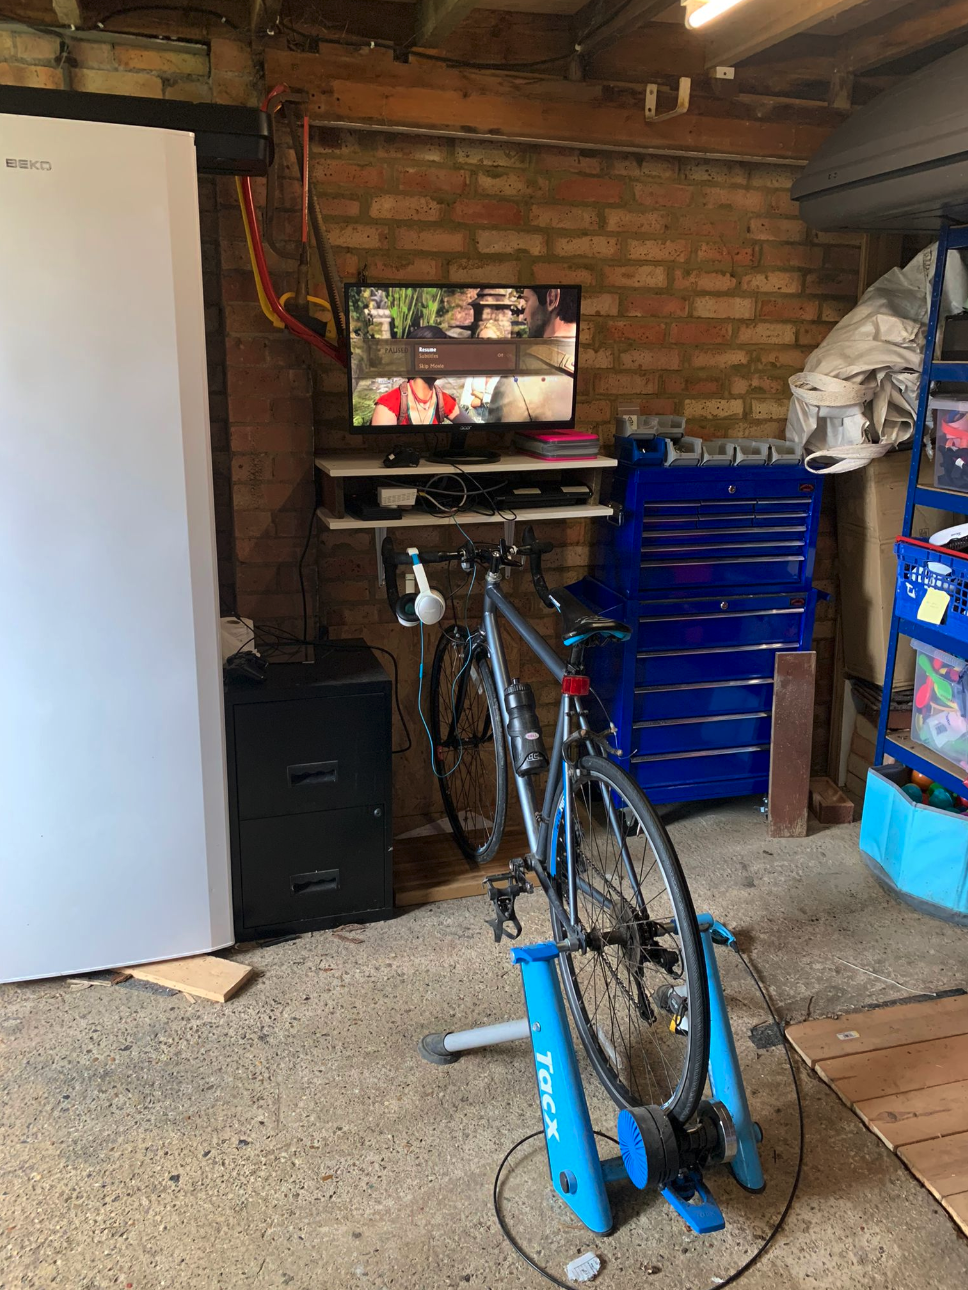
xmin=279 ymin=292 xmax=334 ymax=339
xmin=235 ymin=177 xmax=284 ymax=330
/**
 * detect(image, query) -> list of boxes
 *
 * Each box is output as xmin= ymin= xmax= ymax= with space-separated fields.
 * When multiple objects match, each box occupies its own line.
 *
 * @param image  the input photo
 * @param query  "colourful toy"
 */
xmin=915 ymin=654 xmax=955 ymax=708
xmin=928 ymin=785 xmax=957 ymax=812
xmin=910 ymin=770 xmax=934 ymax=790
xmin=902 ymin=782 xmax=924 ymax=804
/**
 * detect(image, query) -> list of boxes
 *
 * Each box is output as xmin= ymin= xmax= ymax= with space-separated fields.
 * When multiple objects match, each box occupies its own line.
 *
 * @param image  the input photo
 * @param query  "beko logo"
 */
xmin=5 ymin=158 xmax=52 ymax=171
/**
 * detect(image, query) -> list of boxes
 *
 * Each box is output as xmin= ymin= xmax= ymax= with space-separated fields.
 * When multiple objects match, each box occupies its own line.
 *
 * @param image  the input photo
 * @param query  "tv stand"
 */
xmin=427 ymin=429 xmax=500 ymax=466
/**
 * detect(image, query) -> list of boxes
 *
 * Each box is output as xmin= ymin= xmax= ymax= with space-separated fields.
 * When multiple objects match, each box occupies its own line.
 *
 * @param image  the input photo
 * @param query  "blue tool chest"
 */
xmin=571 ymin=440 xmax=823 ymax=804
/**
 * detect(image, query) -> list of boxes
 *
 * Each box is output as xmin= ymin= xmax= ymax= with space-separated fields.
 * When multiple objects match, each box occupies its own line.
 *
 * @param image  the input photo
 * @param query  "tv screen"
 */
xmin=345 ymin=284 xmax=580 ymax=431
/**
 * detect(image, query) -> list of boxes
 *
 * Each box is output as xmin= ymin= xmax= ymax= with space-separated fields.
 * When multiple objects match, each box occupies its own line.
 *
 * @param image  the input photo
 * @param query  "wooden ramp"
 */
xmin=787 ymin=995 xmax=968 ymax=1236
xmin=393 ymin=827 xmax=530 ymax=907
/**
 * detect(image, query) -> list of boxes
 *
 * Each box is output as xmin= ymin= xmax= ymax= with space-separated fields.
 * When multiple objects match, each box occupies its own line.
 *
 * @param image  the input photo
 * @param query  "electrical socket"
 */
xmin=377 ymin=486 xmax=418 ymax=508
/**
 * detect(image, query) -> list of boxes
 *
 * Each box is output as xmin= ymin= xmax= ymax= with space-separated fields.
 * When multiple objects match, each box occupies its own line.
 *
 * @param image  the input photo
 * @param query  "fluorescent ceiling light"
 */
xmin=685 ymin=0 xmax=752 ymax=29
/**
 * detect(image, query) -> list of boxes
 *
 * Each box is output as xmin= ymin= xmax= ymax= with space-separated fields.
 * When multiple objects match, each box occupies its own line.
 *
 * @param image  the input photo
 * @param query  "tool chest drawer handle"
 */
xmin=287 ymin=760 xmax=338 ymax=788
xmin=291 ymin=868 xmax=340 ymax=895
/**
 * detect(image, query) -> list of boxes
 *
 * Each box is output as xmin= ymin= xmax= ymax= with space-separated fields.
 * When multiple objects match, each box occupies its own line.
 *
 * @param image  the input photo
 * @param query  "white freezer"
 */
xmin=0 ymin=112 xmax=232 ymax=980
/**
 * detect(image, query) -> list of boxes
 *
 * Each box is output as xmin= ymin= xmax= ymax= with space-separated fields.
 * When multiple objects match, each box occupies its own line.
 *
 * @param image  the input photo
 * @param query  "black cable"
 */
xmin=95 ymin=5 xmax=238 ymax=29
xmin=492 ymin=944 xmax=805 ymax=1289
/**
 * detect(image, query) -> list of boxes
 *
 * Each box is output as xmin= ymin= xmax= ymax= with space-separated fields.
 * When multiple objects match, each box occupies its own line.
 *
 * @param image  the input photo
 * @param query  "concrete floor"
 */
xmin=2 ymin=799 xmax=968 ymax=1290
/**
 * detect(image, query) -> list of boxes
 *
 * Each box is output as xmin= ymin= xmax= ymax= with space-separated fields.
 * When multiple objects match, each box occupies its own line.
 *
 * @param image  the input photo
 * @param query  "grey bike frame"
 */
xmin=481 ymin=570 xmax=591 ymax=924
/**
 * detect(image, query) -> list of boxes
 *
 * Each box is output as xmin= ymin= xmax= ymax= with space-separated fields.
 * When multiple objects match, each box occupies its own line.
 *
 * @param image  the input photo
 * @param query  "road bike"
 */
xmin=382 ymin=529 xmax=710 ymax=1125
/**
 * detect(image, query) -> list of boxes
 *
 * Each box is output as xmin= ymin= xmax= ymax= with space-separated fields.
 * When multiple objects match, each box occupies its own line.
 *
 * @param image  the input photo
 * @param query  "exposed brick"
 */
xmin=371 ymin=133 xmax=449 ymax=162
xmin=760 ymin=298 xmax=819 ymax=321
xmin=805 ymin=270 xmax=858 ymax=296
xmin=318 ymin=197 xmax=362 ymax=216
xmin=683 ymin=398 xmax=745 ymax=418
xmin=449 ymin=258 xmax=520 ymax=283
xmin=663 ymin=374 xmax=725 ymax=396
xmin=750 ymin=399 xmax=792 ymax=420
xmin=750 ymin=163 xmax=802 ymax=189
xmin=696 ymin=242 xmax=758 ymax=267
xmin=606 ymin=321 xmax=666 ymax=342
xmin=0 ymin=62 xmax=63 ymax=88
xmin=821 ymin=300 xmax=854 ymax=322
xmin=762 ymin=243 xmax=823 ymax=268
xmin=737 ymin=322 xmax=797 ymax=345
xmin=689 ymin=349 xmax=751 ymax=369
xmin=452 ymin=198 xmax=523 ymax=225
xmin=692 ymin=296 xmax=756 ymax=319
xmin=211 ymin=73 xmax=256 ymax=107
xmin=594 ymin=373 xmax=660 ymax=394
xmin=395 ymin=227 xmax=468 ymax=252
xmin=581 ymin=292 xmax=620 ymax=316
xmin=769 ymin=190 xmax=799 ymax=216
xmin=115 ymin=45 xmax=208 ymax=75
xmin=537 ymin=147 xmax=602 ymax=174
xmin=619 ymin=348 xmax=683 ymax=370
xmin=398 ymin=166 xmax=467 ymax=194
xmin=681 ymin=159 xmax=750 ymax=186
xmin=632 ymin=182 xmax=693 ymax=208
xmin=624 ymin=294 xmax=689 ymax=317
xmin=326 ymin=223 xmax=390 ymax=249
xmin=71 ymin=67 xmax=165 ymax=97
xmin=798 ymin=322 xmax=835 ymax=347
xmin=532 ymin=263 xmax=598 ymax=285
xmin=14 ymin=32 xmax=61 ymax=60
xmin=671 ymin=322 xmax=733 ymax=345
xmin=554 ymin=177 xmax=625 ymax=203
xmin=627 ymin=238 xmax=690 ymax=262
xmin=603 ymin=210 xmax=670 ymax=233
xmin=603 ymin=265 xmax=668 ymax=288
xmin=477 ymin=170 xmax=549 ymax=198
xmin=553 ymin=234 xmax=620 ymax=258
xmin=210 ymin=38 xmax=253 ymax=74
xmin=826 ymin=244 xmax=862 ymax=271
xmin=580 ymin=348 xmax=614 ymax=369
xmin=749 ymin=217 xmax=805 ymax=242
xmin=362 ymin=255 xmax=441 ymax=279
xmin=674 ymin=269 xmax=737 ymax=292
xmin=165 ymin=81 xmax=212 ymax=103
xmin=676 ymin=214 xmax=741 ymax=237
xmin=701 ymin=187 xmax=765 ymax=212
xmin=476 ymin=229 xmax=547 ymax=255
xmin=70 ymin=41 xmax=115 ymax=69
xmin=740 ymin=271 xmax=802 ymax=294
xmin=369 ymin=194 xmax=442 ymax=222
xmin=314 ymin=160 xmax=387 ymax=189
xmin=454 ymin=139 xmax=529 ymax=167
xmin=530 ymin=204 xmax=601 ymax=229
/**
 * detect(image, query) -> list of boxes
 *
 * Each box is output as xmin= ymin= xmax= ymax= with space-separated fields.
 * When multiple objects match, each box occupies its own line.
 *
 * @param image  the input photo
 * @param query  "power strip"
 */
xmin=378 ymin=486 xmax=418 ymax=508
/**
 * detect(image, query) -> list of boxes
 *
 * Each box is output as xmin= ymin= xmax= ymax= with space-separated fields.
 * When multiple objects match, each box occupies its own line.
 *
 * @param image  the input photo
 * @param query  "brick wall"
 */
xmin=2 ymin=32 xmax=855 ymax=821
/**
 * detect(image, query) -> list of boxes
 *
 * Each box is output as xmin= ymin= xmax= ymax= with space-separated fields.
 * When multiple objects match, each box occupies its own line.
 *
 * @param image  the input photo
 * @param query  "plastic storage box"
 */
xmin=910 ymin=638 xmax=968 ymax=771
xmin=929 ymin=397 xmax=968 ymax=492
xmin=860 ymin=765 xmax=968 ymax=924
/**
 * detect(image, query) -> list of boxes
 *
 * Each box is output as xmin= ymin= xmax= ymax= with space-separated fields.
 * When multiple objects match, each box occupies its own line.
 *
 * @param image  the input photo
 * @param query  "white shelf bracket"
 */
xmin=645 ymin=77 xmax=691 ymax=124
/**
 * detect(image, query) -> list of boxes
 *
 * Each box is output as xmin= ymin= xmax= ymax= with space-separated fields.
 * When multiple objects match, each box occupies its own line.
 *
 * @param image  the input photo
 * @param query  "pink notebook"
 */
xmin=515 ymin=431 xmax=600 ymax=460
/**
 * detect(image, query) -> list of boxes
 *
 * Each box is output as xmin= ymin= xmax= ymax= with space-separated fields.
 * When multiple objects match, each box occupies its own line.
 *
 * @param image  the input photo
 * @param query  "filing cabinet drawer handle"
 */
xmin=291 ymin=868 xmax=340 ymax=895
xmin=287 ymin=760 xmax=338 ymax=788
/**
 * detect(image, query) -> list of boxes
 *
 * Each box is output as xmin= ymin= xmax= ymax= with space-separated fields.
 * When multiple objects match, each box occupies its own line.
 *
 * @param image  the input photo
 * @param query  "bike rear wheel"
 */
xmin=549 ymin=755 xmax=709 ymax=1124
xmin=429 ymin=626 xmax=508 ymax=864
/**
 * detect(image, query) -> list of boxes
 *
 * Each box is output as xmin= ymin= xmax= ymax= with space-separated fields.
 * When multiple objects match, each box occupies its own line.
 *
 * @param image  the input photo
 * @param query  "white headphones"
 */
xmin=406 ymin=548 xmax=446 ymax=626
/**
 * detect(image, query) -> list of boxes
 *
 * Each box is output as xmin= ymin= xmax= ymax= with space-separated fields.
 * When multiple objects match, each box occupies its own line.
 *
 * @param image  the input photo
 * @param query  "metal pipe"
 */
xmin=442 ymin=1018 xmax=531 ymax=1053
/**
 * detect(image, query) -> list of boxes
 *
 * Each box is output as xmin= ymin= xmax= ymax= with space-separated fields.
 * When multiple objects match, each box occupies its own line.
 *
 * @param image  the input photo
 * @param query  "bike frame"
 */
xmin=478 ymin=568 xmax=609 ymax=944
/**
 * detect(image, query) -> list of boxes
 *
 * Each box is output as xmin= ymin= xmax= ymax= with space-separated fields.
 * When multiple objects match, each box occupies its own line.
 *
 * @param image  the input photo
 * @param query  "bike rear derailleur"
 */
xmin=483 ymin=867 xmax=533 ymax=942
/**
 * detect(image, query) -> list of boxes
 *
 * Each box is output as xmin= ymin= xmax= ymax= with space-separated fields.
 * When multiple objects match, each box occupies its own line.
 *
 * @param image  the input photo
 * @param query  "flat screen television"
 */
xmin=345 ymin=283 xmax=581 ymax=462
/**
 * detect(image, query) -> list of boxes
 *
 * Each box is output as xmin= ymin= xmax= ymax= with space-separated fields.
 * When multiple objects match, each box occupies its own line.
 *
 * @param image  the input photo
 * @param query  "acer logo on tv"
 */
xmin=5 ymin=159 xmax=52 ymax=171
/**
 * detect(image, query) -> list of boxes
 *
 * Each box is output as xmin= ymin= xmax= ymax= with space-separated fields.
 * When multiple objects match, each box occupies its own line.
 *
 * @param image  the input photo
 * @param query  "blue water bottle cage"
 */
xmin=420 ymin=914 xmax=764 ymax=1236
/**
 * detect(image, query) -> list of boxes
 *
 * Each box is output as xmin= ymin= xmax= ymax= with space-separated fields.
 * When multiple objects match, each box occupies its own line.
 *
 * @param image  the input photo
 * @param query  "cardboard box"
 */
xmin=835 ymin=452 xmax=956 ymax=686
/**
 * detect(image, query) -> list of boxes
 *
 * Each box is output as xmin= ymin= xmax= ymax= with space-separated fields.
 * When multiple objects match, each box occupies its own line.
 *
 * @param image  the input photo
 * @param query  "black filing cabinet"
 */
xmin=224 ymin=645 xmax=393 ymax=939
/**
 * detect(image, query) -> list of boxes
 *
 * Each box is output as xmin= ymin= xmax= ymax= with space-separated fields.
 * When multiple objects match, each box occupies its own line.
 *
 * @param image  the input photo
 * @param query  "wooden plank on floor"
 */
xmin=126 ymin=955 xmax=253 ymax=1002
xmin=393 ymin=827 xmax=529 ymax=906
xmin=899 ymin=1131 xmax=968 ymax=1202
xmin=769 ymin=651 xmax=816 ymax=838
xmin=817 ymin=1033 xmax=968 ymax=1103
xmin=786 ymin=994 xmax=968 ymax=1066
xmin=856 ymin=1081 xmax=968 ymax=1150
xmin=943 ymin=1190 xmax=968 ymax=1239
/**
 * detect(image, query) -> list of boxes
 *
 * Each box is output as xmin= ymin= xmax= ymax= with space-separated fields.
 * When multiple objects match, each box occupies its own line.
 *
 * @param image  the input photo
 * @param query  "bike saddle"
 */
xmin=551 ymin=588 xmax=632 ymax=647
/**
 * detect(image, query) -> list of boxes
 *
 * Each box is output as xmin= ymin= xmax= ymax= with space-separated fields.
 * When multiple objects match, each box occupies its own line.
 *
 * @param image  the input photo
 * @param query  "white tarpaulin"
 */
xmin=785 ymin=244 xmax=968 ymax=473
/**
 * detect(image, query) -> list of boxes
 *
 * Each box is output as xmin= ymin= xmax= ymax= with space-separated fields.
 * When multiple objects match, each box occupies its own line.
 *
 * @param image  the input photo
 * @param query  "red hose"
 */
xmin=239 ymin=176 xmax=344 ymax=365
xmin=301 ymin=114 xmax=310 ymax=246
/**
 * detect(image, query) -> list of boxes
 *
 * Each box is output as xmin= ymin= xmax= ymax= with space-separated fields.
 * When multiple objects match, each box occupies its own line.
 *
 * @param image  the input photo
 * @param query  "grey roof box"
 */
xmin=791 ymin=45 xmax=968 ymax=233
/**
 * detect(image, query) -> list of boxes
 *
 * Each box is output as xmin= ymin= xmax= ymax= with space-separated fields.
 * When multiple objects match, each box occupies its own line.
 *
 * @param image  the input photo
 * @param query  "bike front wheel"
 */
xmin=429 ymin=626 xmax=508 ymax=864
xmin=549 ymin=755 xmax=710 ymax=1125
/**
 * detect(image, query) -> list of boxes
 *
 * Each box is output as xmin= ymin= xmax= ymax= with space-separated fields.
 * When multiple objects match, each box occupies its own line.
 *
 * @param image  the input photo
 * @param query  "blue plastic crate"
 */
xmin=895 ymin=538 xmax=968 ymax=649
xmin=859 ymin=765 xmax=968 ymax=924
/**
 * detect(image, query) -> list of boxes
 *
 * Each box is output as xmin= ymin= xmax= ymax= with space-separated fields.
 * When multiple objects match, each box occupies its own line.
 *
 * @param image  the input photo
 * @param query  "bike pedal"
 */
xmin=483 ymin=872 xmax=531 ymax=943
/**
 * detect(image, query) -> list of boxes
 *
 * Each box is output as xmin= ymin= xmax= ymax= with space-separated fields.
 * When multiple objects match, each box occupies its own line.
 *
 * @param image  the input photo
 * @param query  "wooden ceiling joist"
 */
xmin=702 ymin=0 xmax=874 ymax=68
xmin=573 ymin=0 xmax=670 ymax=57
xmin=266 ymin=45 xmax=832 ymax=162
xmin=840 ymin=0 xmax=968 ymax=73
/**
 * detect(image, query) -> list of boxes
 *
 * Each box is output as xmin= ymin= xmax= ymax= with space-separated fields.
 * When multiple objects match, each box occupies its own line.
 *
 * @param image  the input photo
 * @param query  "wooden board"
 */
xmin=394 ymin=827 xmax=530 ymax=906
xmin=787 ymin=994 xmax=968 ymax=1238
xmin=787 ymin=994 xmax=968 ymax=1065
xmin=126 ymin=955 xmax=254 ymax=1002
xmin=768 ymin=651 xmax=816 ymax=839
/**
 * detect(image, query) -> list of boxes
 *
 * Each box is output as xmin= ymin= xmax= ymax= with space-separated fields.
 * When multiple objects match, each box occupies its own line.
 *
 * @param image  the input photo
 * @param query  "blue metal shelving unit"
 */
xmin=875 ymin=223 xmax=968 ymax=799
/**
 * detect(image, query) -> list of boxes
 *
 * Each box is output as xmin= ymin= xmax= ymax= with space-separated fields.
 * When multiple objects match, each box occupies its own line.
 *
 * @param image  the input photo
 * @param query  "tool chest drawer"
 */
xmin=633 ymin=643 xmax=798 ymax=688
xmin=636 ymin=594 xmax=811 ymax=652
xmin=630 ymin=711 xmax=773 ymax=757
xmin=629 ymin=745 xmax=772 ymax=802
xmin=633 ymin=678 xmax=775 ymax=723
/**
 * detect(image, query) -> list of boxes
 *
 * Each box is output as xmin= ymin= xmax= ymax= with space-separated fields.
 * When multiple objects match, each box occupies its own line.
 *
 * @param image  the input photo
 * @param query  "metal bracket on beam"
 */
xmin=644 ymin=77 xmax=691 ymax=124
xmin=503 ymin=517 xmax=515 ymax=579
